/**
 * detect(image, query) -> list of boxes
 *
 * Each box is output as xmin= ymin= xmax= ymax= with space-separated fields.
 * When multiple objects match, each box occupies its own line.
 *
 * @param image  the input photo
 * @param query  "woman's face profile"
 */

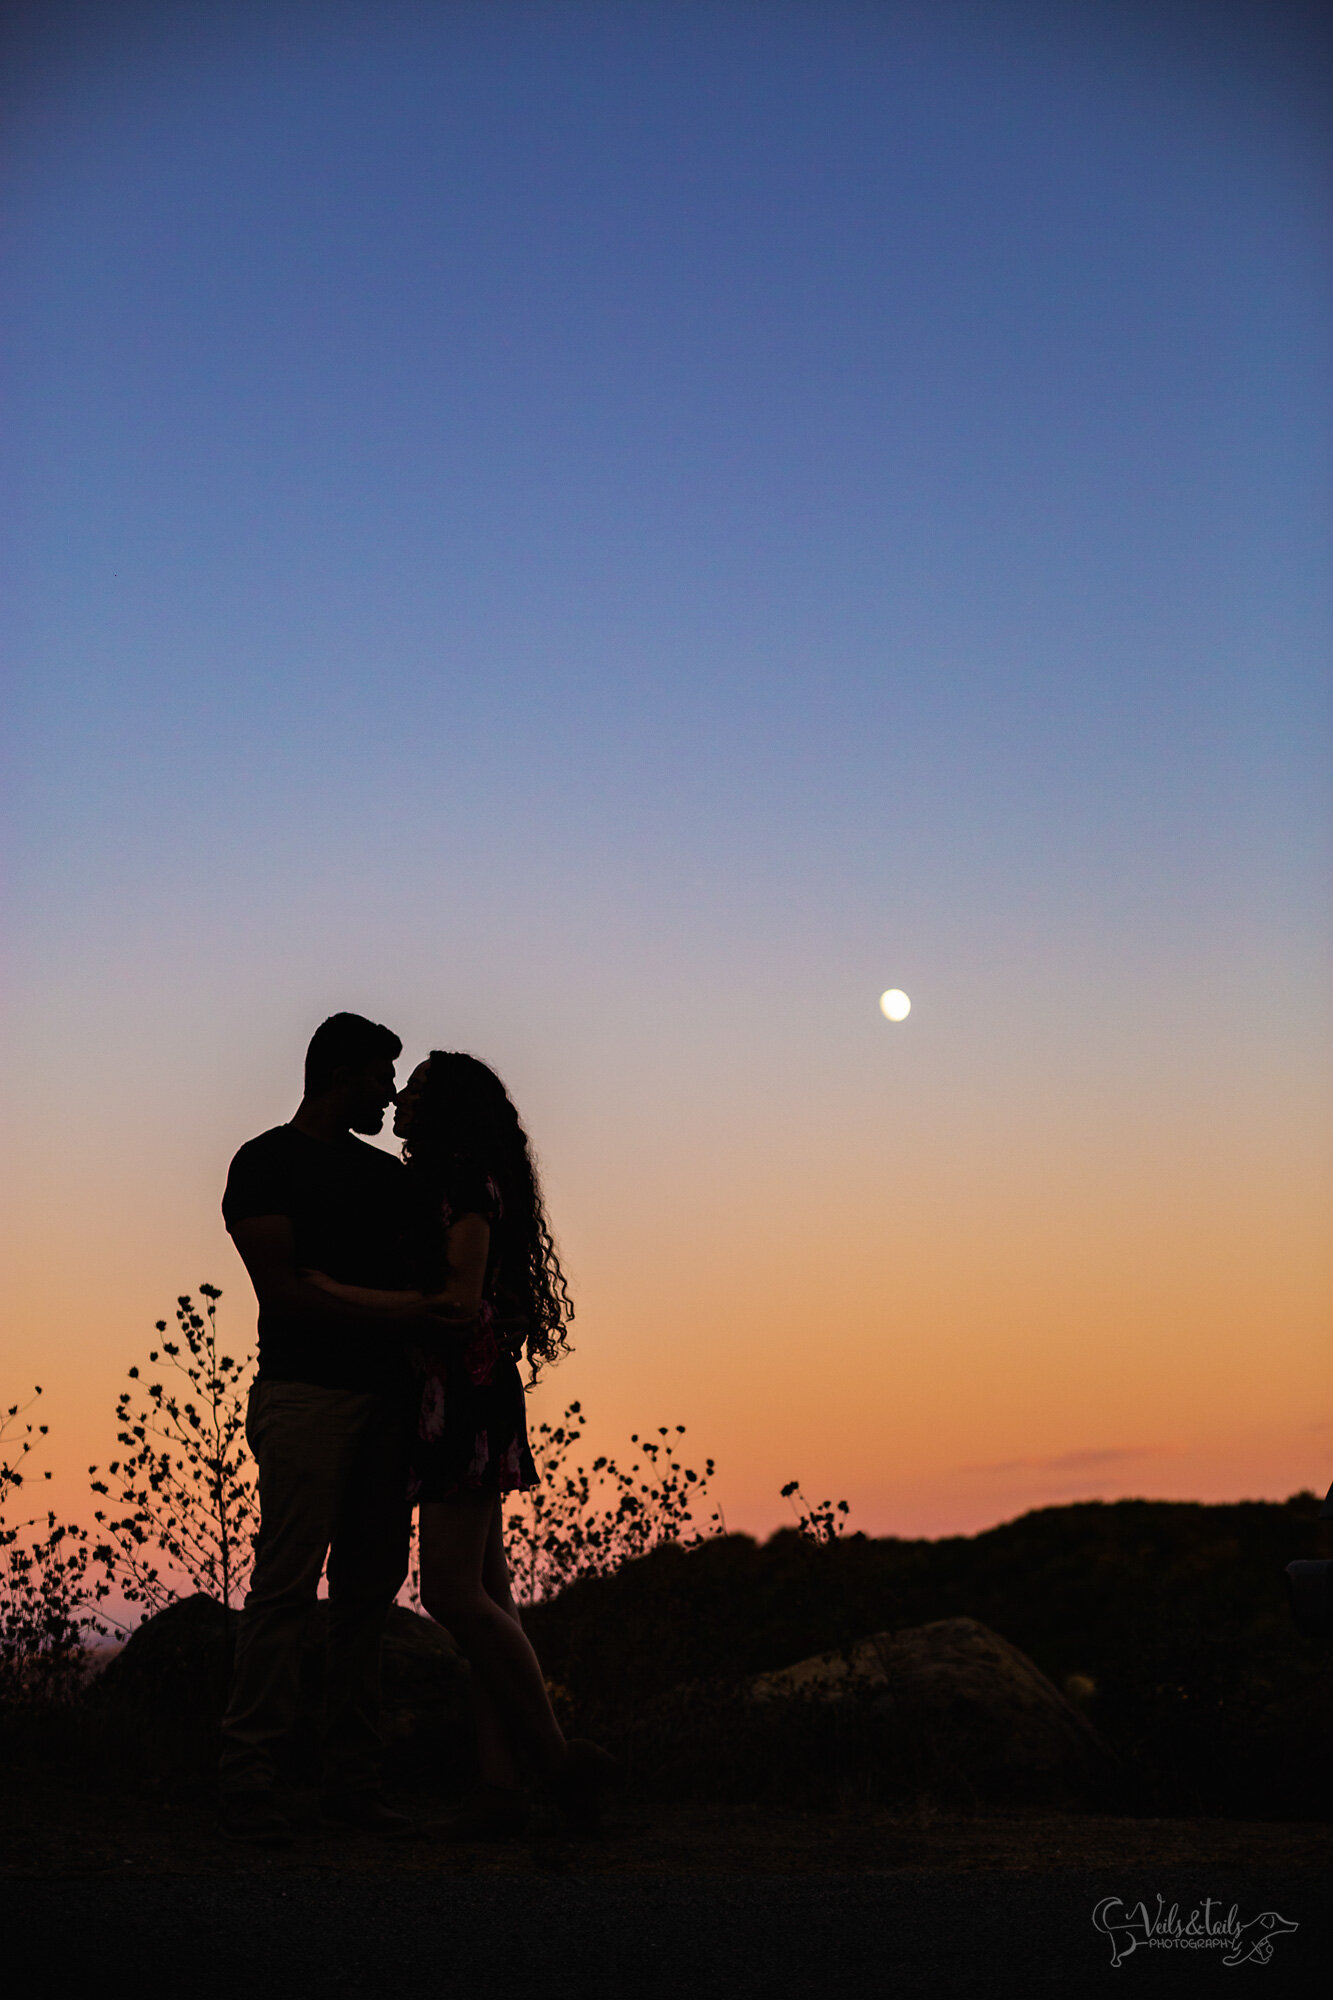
xmin=393 ymin=1060 xmax=432 ymax=1143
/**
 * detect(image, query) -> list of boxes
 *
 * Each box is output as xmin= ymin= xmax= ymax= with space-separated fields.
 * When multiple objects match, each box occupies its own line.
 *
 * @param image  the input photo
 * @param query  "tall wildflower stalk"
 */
xmin=90 ymin=1287 xmax=258 ymax=1617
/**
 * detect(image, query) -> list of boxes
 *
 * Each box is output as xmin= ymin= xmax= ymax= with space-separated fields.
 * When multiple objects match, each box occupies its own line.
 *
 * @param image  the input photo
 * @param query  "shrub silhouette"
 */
xmin=501 ymin=1401 xmax=721 ymax=1602
xmin=1 ymin=1388 xmax=102 ymax=1703
xmin=781 ymin=1480 xmax=852 ymax=1543
xmin=89 ymin=1287 xmax=258 ymax=1617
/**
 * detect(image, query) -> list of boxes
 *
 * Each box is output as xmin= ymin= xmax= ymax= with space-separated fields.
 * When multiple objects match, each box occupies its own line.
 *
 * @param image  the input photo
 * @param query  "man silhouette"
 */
xmin=218 ymin=1012 xmax=429 ymax=1844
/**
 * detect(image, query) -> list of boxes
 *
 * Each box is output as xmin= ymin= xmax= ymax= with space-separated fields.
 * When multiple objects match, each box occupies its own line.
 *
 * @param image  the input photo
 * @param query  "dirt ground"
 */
xmin=3 ymin=1789 xmax=1327 ymax=1998
xmin=2 ymin=1779 xmax=1329 ymax=1878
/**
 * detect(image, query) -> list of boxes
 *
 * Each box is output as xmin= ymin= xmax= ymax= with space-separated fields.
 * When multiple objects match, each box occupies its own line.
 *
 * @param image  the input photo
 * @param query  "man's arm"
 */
xmin=230 ymin=1214 xmax=442 ymax=1329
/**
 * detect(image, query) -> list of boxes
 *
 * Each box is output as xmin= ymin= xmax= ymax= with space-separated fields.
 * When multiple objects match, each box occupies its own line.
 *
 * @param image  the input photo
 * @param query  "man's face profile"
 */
xmin=343 ymin=1057 xmax=397 ymax=1135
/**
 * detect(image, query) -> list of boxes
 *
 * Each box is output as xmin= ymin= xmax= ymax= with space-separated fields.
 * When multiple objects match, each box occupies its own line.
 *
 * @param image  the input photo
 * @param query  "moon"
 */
xmin=879 ymin=988 xmax=911 ymax=1022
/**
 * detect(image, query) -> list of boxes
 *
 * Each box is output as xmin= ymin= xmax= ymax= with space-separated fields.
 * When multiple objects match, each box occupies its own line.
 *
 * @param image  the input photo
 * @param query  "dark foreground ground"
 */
xmin=2 ymin=1791 xmax=1326 ymax=1998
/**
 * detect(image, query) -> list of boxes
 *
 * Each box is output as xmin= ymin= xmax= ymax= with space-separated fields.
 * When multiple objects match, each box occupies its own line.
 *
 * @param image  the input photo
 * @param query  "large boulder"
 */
xmin=378 ymin=1602 xmax=473 ymax=1783
xmin=92 ymin=1595 xmax=473 ymax=1791
xmin=96 ymin=1593 xmax=238 ymax=1713
xmin=747 ymin=1616 xmax=1112 ymax=1805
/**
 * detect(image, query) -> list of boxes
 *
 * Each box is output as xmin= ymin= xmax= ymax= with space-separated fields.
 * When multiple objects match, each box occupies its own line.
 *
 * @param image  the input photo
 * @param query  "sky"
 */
xmin=3 ymin=0 xmax=1330 ymax=1546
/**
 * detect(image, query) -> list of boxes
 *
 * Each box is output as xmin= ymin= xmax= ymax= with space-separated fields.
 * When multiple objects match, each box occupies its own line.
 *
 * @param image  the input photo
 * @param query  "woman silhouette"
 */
xmin=307 ymin=1050 xmax=614 ymax=1834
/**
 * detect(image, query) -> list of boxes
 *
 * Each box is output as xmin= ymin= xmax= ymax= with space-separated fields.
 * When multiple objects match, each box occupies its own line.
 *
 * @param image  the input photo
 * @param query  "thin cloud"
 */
xmin=963 ymin=1445 xmax=1176 ymax=1475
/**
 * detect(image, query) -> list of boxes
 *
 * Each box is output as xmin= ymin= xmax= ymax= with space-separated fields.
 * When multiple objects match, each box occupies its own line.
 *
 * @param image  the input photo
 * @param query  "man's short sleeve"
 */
xmin=222 ymin=1132 xmax=294 ymax=1233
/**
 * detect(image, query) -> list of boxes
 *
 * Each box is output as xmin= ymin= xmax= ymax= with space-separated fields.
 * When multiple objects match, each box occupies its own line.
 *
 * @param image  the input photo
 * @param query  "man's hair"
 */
xmin=304 ymin=1013 xmax=402 ymax=1094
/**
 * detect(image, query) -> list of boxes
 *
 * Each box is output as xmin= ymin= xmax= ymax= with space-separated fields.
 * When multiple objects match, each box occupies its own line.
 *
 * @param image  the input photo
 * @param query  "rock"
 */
xmin=96 ymin=1593 xmax=238 ymax=1713
xmin=748 ymin=1616 xmax=1112 ymax=1805
xmin=92 ymin=1594 xmax=473 ymax=1790
xmin=377 ymin=1605 xmax=473 ymax=1783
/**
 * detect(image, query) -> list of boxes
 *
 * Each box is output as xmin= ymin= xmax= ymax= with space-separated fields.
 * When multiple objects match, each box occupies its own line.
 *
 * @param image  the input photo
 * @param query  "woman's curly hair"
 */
xmin=403 ymin=1051 xmax=573 ymax=1378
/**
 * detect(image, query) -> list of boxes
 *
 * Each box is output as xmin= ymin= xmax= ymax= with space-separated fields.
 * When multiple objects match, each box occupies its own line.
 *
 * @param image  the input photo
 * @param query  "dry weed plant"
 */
xmin=502 ymin=1401 xmax=722 ymax=1603
xmin=781 ymin=1481 xmax=852 ymax=1543
xmin=89 ymin=1287 xmax=258 ymax=1617
xmin=0 ymin=1389 xmax=102 ymax=1702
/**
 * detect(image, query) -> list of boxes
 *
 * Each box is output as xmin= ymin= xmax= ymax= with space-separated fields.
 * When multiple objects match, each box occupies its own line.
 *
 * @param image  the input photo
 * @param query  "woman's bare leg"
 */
xmin=468 ymin=1501 xmax=525 ymax=1787
xmin=481 ymin=1497 xmax=521 ymax=1623
xmin=468 ymin=1658 xmax=520 ymax=1789
xmin=419 ymin=1493 xmax=566 ymax=1781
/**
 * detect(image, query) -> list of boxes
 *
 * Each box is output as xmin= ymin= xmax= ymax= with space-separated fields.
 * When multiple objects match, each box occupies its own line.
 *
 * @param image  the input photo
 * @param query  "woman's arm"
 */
xmin=300 ymin=1270 xmax=445 ymax=1316
xmin=303 ymin=1213 xmax=491 ymax=1324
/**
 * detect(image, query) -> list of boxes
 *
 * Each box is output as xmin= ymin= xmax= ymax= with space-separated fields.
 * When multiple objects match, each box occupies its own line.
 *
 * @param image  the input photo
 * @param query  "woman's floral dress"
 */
xmin=409 ymin=1159 xmax=537 ymax=1503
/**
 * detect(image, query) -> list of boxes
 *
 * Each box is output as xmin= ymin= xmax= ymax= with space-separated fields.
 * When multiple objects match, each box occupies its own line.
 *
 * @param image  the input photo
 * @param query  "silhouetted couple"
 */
xmin=217 ymin=1012 xmax=613 ymax=1845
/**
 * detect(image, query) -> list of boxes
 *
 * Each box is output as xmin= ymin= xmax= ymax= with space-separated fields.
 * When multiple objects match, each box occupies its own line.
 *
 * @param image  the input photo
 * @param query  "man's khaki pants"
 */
xmin=219 ymin=1378 xmax=411 ymax=1800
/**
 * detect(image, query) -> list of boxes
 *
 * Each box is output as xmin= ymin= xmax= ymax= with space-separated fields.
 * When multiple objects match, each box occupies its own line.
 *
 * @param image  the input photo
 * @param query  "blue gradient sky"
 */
xmin=4 ymin=1 xmax=1330 ymax=1535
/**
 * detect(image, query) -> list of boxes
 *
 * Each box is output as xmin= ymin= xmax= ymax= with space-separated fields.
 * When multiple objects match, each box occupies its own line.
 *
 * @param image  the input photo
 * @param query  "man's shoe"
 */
xmin=219 ymin=1791 xmax=294 ymax=1847
xmin=321 ymin=1792 xmax=416 ymax=1836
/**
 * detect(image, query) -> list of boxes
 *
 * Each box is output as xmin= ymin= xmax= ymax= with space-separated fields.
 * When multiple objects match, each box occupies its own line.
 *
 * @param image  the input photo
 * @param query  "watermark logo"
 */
xmin=1092 ymin=1896 xmax=1298 ymax=1968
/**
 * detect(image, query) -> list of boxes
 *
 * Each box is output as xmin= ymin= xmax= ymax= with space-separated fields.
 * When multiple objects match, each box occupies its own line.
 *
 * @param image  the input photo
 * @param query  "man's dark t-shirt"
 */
xmin=222 ymin=1125 xmax=409 ymax=1391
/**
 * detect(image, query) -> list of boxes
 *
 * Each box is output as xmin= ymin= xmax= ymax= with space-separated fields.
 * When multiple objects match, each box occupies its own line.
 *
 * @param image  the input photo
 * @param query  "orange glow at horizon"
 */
xmin=7 ymin=1033 xmax=1329 ymax=1551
